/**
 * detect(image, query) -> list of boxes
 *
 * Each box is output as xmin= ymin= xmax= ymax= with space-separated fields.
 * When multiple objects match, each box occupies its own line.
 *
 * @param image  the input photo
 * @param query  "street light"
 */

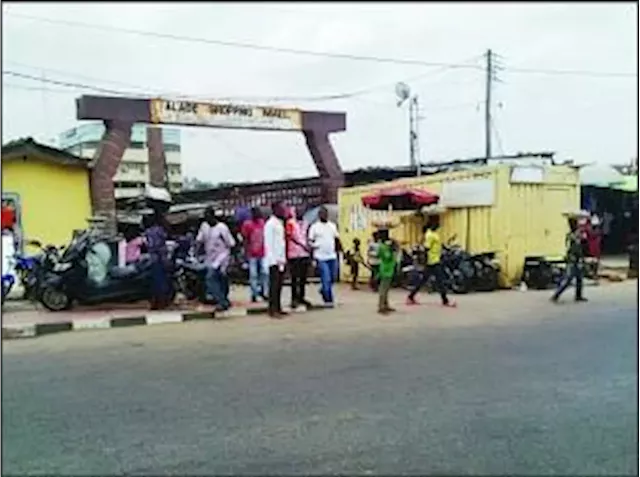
xmin=395 ymin=82 xmax=421 ymax=176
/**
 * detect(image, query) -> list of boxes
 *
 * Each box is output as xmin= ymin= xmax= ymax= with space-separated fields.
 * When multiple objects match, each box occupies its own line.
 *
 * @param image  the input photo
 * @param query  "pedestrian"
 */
xmin=586 ymin=215 xmax=602 ymax=278
xmin=406 ymin=216 xmax=455 ymax=307
xmin=143 ymin=212 xmax=174 ymax=310
xmin=196 ymin=207 xmax=236 ymax=312
xmin=367 ymin=231 xmax=381 ymax=291
xmin=240 ymin=207 xmax=268 ymax=303
xmin=264 ymin=201 xmax=287 ymax=318
xmin=376 ymin=228 xmax=397 ymax=314
xmin=285 ymin=206 xmax=312 ymax=309
xmin=551 ymin=217 xmax=588 ymax=303
xmin=345 ymin=238 xmax=364 ymax=290
xmin=174 ymin=228 xmax=195 ymax=262
xmin=308 ymin=206 xmax=342 ymax=306
xmin=124 ymin=225 xmax=144 ymax=265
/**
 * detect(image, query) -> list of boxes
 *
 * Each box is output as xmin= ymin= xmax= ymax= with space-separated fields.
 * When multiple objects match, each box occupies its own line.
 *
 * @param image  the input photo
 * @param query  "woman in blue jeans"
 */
xmin=240 ymin=207 xmax=268 ymax=302
xmin=308 ymin=206 xmax=342 ymax=305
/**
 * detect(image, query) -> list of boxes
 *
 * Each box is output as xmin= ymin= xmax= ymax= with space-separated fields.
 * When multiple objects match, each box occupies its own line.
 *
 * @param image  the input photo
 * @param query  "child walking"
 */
xmin=376 ymin=228 xmax=397 ymax=314
xmin=345 ymin=238 xmax=365 ymax=290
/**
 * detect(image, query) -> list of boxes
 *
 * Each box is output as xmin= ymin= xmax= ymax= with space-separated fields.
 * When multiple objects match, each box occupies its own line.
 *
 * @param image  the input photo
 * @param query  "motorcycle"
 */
xmin=396 ymin=241 xmax=470 ymax=294
xmin=1 ymin=274 xmax=15 ymax=304
xmin=468 ymin=251 xmax=501 ymax=291
xmin=521 ymin=256 xmax=565 ymax=290
xmin=13 ymin=240 xmax=61 ymax=301
xmin=38 ymin=231 xmax=170 ymax=311
xmin=174 ymin=255 xmax=208 ymax=302
xmin=400 ymin=235 xmax=500 ymax=295
xmin=396 ymin=245 xmax=425 ymax=290
xmin=440 ymin=241 xmax=474 ymax=294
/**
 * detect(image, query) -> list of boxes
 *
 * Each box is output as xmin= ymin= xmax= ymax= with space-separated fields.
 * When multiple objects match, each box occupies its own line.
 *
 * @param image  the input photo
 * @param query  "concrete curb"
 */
xmin=2 ymin=303 xmax=335 ymax=341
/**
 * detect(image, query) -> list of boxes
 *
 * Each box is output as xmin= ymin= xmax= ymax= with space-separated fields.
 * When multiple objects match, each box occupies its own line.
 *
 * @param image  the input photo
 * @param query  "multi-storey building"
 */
xmin=57 ymin=123 xmax=182 ymax=199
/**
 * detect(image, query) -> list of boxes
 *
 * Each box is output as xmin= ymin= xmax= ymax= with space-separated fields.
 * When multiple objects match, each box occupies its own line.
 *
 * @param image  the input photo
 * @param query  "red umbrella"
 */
xmin=361 ymin=186 xmax=439 ymax=211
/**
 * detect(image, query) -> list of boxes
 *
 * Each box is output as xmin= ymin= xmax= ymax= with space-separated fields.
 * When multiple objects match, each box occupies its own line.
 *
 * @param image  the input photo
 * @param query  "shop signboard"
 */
xmin=440 ymin=178 xmax=495 ymax=208
xmin=510 ymin=166 xmax=545 ymax=184
xmin=150 ymin=99 xmax=303 ymax=131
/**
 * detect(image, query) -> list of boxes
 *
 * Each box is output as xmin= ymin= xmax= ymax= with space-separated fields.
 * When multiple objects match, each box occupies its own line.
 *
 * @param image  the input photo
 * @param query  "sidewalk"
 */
xmin=3 ymin=280 xmax=633 ymax=341
xmin=1 ymin=284 xmax=336 ymax=340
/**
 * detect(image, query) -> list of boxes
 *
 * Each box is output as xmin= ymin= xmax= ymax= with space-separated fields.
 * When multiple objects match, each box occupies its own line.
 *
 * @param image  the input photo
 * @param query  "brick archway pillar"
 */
xmin=90 ymin=120 xmax=132 ymax=235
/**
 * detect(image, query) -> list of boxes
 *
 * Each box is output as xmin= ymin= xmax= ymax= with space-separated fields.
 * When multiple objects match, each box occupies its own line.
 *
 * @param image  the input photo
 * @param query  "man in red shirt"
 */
xmin=240 ymin=207 xmax=268 ymax=302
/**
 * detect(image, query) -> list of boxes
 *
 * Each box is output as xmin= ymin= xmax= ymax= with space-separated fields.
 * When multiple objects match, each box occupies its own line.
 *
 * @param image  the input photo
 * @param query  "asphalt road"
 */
xmin=3 ymin=283 xmax=638 ymax=475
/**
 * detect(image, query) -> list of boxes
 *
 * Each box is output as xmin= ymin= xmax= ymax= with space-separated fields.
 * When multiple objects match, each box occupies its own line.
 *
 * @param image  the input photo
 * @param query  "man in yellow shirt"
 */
xmin=406 ymin=216 xmax=455 ymax=307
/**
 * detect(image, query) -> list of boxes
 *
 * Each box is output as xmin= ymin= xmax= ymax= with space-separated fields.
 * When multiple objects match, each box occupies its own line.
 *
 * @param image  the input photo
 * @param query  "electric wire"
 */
xmin=3 ymin=55 xmax=484 ymax=104
xmin=6 ymin=12 xmax=635 ymax=78
xmin=4 ymin=12 xmax=487 ymax=70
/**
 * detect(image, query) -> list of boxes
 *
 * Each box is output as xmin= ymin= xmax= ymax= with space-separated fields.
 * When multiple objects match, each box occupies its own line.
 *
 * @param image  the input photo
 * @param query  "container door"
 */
xmin=544 ymin=187 xmax=573 ymax=258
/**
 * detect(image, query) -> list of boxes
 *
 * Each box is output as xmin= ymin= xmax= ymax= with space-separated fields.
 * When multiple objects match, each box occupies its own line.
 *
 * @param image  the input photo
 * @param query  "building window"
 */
xmin=77 ymin=140 xmax=102 ymax=150
xmin=114 ymin=181 xmax=145 ymax=190
xmin=164 ymin=143 xmax=181 ymax=152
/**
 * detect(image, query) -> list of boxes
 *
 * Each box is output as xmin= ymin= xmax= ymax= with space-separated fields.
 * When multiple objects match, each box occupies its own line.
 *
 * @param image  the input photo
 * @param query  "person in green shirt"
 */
xmin=376 ymin=228 xmax=398 ymax=314
xmin=367 ymin=231 xmax=381 ymax=291
xmin=551 ymin=217 xmax=588 ymax=303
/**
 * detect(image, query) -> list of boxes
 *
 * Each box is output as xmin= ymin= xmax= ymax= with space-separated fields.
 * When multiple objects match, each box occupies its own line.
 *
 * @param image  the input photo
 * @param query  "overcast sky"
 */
xmin=2 ymin=2 xmax=638 ymax=183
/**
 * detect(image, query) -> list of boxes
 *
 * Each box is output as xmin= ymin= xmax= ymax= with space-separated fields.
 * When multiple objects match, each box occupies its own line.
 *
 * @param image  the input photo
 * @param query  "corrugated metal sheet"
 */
xmin=338 ymin=164 xmax=579 ymax=286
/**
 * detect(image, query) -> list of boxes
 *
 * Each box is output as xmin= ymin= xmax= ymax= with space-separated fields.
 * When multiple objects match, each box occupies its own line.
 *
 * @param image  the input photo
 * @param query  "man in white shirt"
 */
xmin=196 ymin=207 xmax=236 ymax=311
xmin=263 ymin=202 xmax=287 ymax=318
xmin=308 ymin=206 xmax=342 ymax=306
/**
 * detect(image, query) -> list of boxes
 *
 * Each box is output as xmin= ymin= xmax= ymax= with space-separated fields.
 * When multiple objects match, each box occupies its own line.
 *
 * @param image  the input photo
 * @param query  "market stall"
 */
xmin=339 ymin=163 xmax=580 ymax=286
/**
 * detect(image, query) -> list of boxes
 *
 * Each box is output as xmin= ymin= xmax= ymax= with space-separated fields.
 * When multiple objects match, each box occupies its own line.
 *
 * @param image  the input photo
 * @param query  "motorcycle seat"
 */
xmin=183 ymin=261 xmax=207 ymax=272
xmin=108 ymin=265 xmax=138 ymax=279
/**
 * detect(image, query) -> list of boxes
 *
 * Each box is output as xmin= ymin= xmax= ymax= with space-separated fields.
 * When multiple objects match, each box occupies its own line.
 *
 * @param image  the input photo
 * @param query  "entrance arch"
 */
xmin=76 ymin=95 xmax=346 ymax=233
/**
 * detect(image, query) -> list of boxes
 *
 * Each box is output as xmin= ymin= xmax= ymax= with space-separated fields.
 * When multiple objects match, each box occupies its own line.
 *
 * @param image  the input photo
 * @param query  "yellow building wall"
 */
xmin=338 ymin=164 xmax=579 ymax=287
xmin=2 ymin=158 xmax=92 ymax=248
xmin=495 ymin=165 xmax=579 ymax=285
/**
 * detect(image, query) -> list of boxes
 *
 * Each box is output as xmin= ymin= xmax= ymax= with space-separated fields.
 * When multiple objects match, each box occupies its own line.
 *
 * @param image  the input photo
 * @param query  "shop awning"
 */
xmin=361 ymin=186 xmax=439 ymax=210
xmin=579 ymin=164 xmax=625 ymax=188
xmin=611 ymin=175 xmax=638 ymax=193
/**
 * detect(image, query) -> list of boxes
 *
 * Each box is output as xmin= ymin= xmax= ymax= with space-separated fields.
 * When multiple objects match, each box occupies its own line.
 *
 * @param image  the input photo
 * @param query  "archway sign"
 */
xmin=76 ymin=95 xmax=346 ymax=234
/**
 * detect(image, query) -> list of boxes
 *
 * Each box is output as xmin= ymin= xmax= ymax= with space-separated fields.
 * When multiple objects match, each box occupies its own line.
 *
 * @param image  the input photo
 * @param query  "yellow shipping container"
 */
xmin=338 ymin=164 xmax=579 ymax=287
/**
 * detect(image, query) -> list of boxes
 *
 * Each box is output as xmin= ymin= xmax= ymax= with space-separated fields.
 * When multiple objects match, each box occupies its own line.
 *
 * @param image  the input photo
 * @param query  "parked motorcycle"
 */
xmin=440 ymin=241 xmax=474 ymax=294
xmin=1 ymin=274 xmax=15 ymax=304
xmin=398 ymin=236 xmax=500 ymax=294
xmin=395 ymin=241 xmax=470 ymax=294
xmin=468 ymin=251 xmax=501 ymax=291
xmin=521 ymin=256 xmax=565 ymax=290
xmin=174 ymin=255 xmax=208 ymax=302
xmin=38 ymin=231 xmax=169 ymax=311
xmin=14 ymin=240 xmax=60 ymax=301
xmin=396 ymin=245 xmax=428 ymax=290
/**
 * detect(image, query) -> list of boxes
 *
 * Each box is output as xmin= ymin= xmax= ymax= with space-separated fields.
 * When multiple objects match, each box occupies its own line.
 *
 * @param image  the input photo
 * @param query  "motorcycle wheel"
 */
xmin=40 ymin=286 xmax=72 ymax=312
xmin=483 ymin=268 xmax=500 ymax=291
xmin=450 ymin=270 xmax=470 ymax=294
xmin=175 ymin=275 xmax=193 ymax=301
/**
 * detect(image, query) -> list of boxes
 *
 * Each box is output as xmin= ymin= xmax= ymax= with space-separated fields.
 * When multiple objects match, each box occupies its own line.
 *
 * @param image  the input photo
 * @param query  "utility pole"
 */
xmin=395 ymin=82 xmax=422 ymax=176
xmin=484 ymin=49 xmax=504 ymax=161
xmin=409 ymin=96 xmax=420 ymax=175
xmin=484 ymin=49 xmax=493 ymax=161
xmin=409 ymin=95 xmax=422 ymax=176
